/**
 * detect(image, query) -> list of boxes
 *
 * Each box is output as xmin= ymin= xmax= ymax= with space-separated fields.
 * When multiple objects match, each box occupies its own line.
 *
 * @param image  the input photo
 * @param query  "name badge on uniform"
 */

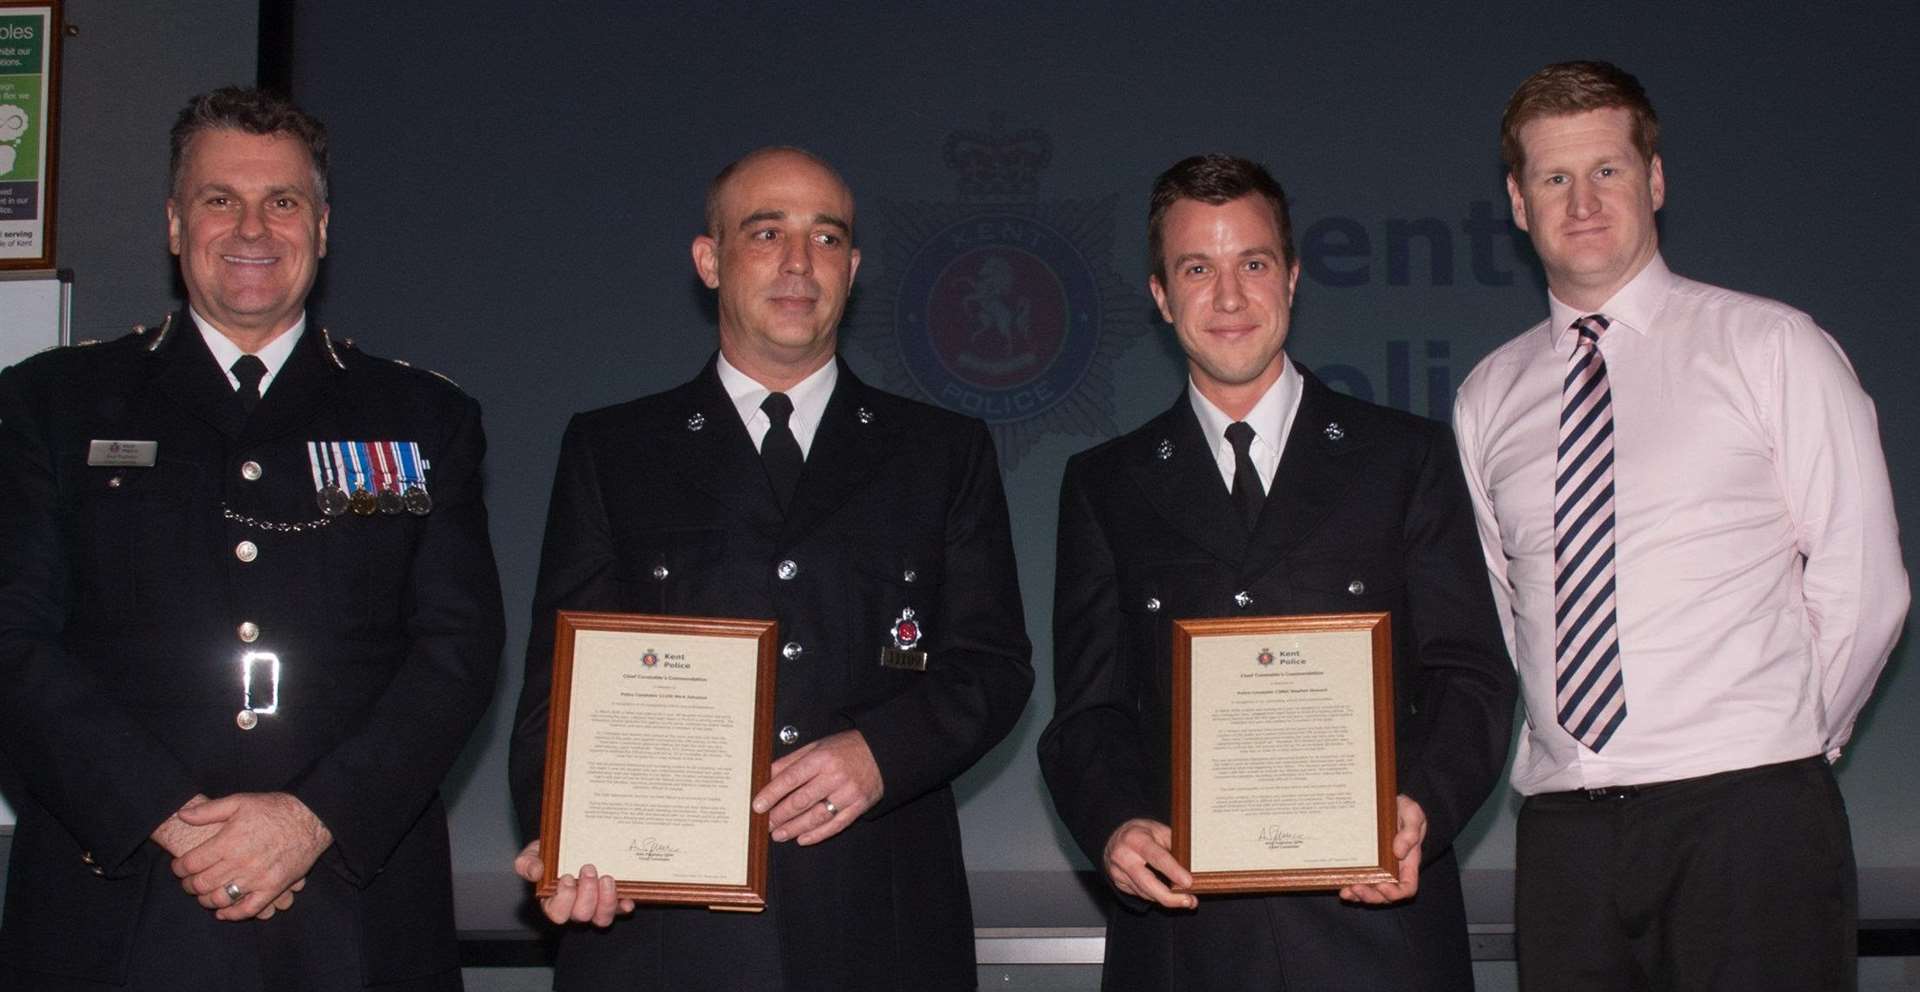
xmin=87 ymin=440 xmax=157 ymax=467
xmin=308 ymin=441 xmax=433 ymax=517
xmin=880 ymin=607 xmax=929 ymax=671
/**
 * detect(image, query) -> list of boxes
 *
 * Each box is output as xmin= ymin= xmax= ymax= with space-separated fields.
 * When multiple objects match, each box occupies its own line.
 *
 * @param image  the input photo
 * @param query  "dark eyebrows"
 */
xmin=735 ymin=208 xmax=852 ymax=236
xmin=187 ymin=181 xmax=309 ymax=201
xmin=738 ymin=209 xmax=786 ymax=229
xmin=1169 ymin=246 xmax=1281 ymax=271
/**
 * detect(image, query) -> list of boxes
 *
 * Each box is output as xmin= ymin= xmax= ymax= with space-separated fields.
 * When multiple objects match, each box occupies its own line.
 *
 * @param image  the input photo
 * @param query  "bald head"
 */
xmin=704 ymin=146 xmax=854 ymax=242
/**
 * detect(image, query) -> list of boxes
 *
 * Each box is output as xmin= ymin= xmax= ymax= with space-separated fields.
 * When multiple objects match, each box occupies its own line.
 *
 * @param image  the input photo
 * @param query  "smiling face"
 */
xmin=692 ymin=150 xmax=860 ymax=389
xmin=1507 ymin=106 xmax=1665 ymax=311
xmin=1148 ymin=194 xmax=1300 ymax=420
xmin=167 ymin=128 xmax=329 ymax=348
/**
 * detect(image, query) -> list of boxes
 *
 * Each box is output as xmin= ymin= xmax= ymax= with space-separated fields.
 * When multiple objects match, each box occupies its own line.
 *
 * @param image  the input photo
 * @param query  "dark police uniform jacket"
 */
xmin=1038 ymin=368 xmax=1516 ymax=992
xmin=508 ymin=356 xmax=1033 ymax=992
xmin=0 ymin=314 xmax=505 ymax=991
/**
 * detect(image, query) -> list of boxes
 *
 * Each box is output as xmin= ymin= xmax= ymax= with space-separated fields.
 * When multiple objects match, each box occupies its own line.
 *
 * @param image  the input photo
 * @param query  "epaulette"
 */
xmin=138 ymin=312 xmax=175 ymax=352
xmin=326 ymin=328 xmax=464 ymax=390
xmin=319 ymin=327 xmax=349 ymax=370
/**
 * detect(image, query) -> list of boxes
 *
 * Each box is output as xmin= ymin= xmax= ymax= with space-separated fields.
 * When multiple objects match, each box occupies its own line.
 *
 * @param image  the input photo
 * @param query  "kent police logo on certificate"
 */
xmin=849 ymin=120 xmax=1148 ymax=466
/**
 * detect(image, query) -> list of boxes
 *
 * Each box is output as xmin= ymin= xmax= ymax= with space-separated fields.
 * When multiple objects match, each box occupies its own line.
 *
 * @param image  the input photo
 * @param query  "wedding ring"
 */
xmin=823 ymin=800 xmax=840 ymax=815
xmin=223 ymin=881 xmax=245 ymax=903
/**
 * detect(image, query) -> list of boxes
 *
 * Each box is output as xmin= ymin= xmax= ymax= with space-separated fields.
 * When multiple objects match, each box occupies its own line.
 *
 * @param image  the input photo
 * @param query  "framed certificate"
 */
xmin=0 ymin=1 xmax=60 ymax=270
xmin=1171 ymin=613 xmax=1397 ymax=893
xmin=536 ymin=611 xmax=778 ymax=911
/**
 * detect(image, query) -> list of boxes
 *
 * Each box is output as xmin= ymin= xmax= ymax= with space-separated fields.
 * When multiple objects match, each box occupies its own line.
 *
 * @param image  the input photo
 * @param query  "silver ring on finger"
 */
xmin=823 ymin=799 xmax=840 ymax=815
xmin=223 ymin=881 xmax=245 ymax=903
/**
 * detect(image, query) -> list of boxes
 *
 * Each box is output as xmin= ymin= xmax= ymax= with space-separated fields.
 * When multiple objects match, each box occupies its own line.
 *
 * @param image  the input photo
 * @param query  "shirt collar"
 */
xmin=190 ymin=308 xmax=306 ymax=396
xmin=716 ymin=351 xmax=839 ymax=444
xmin=1547 ymin=252 xmax=1673 ymax=351
xmin=1187 ymin=355 xmax=1299 ymax=451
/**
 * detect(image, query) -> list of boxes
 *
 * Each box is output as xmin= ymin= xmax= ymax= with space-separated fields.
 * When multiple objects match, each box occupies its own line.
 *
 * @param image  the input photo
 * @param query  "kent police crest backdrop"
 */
xmin=277 ymin=1 xmax=1916 ymax=916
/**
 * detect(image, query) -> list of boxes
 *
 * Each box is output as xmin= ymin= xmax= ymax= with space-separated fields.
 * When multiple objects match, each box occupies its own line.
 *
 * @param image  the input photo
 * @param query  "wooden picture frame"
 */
xmin=0 ymin=0 xmax=59 ymax=270
xmin=537 ymin=610 xmax=778 ymax=911
xmin=1171 ymin=612 xmax=1397 ymax=893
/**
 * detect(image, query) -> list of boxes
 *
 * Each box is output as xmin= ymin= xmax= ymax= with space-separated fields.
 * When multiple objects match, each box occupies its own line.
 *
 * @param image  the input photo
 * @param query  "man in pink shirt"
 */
xmin=1454 ymin=61 xmax=1907 ymax=991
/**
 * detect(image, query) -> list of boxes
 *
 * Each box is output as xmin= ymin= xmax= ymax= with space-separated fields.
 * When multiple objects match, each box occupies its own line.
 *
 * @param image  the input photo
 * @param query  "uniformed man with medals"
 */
xmin=508 ymin=147 xmax=1033 ymax=991
xmin=0 ymin=88 xmax=504 ymax=991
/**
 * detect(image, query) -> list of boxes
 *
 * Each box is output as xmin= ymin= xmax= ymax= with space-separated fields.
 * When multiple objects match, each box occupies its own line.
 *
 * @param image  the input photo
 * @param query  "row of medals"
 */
xmin=317 ymin=482 xmax=431 ymax=517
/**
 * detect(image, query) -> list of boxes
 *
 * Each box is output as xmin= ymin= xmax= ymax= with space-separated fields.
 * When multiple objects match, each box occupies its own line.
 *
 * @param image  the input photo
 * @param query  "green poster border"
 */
xmin=0 ymin=0 xmax=58 ymax=270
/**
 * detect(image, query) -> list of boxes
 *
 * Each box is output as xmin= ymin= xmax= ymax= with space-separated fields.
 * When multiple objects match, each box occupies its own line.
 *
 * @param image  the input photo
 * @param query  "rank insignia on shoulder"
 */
xmin=308 ymin=440 xmax=432 ymax=518
xmin=880 ymin=607 xmax=929 ymax=671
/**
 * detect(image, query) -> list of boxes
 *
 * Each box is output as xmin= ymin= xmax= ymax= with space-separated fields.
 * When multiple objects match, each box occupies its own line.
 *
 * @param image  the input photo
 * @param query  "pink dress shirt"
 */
xmin=1454 ymin=254 xmax=1907 ymax=794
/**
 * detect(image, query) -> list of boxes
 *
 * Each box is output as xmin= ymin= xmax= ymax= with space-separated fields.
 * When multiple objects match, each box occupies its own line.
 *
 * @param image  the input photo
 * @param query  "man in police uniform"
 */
xmin=1038 ymin=155 xmax=1515 ymax=990
xmin=508 ymin=146 xmax=1033 ymax=990
xmin=0 ymin=88 xmax=504 ymax=990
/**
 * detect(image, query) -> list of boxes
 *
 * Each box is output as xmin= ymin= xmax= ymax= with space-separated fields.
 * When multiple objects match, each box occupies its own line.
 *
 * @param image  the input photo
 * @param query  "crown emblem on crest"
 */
xmin=1258 ymin=648 xmax=1275 ymax=666
xmin=944 ymin=116 xmax=1053 ymax=202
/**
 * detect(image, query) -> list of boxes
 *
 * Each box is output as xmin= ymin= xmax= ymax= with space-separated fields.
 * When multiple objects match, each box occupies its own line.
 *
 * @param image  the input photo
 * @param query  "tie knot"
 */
xmin=230 ymin=354 xmax=268 ymax=394
xmin=1224 ymin=420 xmax=1257 ymax=455
xmin=761 ymin=391 xmax=795 ymax=427
xmin=1573 ymin=313 xmax=1611 ymax=346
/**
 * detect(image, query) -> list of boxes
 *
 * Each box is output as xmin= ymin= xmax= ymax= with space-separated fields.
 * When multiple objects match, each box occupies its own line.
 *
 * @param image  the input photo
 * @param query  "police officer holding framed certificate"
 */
xmin=508 ymin=146 xmax=1033 ymax=991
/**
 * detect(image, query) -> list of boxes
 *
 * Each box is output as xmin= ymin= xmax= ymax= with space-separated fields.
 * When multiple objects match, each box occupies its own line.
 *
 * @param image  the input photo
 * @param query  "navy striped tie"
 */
xmin=1554 ymin=314 xmax=1626 ymax=752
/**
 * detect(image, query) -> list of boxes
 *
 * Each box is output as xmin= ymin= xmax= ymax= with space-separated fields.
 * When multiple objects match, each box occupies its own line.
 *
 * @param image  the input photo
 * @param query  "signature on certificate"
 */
xmin=1257 ymin=825 xmax=1307 ymax=850
xmin=626 ymin=837 xmax=683 ymax=861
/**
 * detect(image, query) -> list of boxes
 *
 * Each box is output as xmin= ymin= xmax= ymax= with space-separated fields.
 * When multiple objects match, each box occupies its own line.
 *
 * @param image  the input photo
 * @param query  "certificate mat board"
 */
xmin=1172 ymin=613 xmax=1398 ymax=893
xmin=537 ymin=611 xmax=777 ymax=910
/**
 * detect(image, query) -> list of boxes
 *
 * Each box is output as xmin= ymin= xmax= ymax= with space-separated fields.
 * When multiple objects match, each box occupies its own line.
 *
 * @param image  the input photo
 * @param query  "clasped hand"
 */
xmin=154 ymin=792 xmax=330 ymax=921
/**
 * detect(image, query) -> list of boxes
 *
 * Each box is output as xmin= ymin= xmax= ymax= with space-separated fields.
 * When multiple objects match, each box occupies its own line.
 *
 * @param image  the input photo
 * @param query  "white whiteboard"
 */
xmin=0 ymin=269 xmax=67 ymax=370
xmin=0 ymin=270 xmax=64 ymax=824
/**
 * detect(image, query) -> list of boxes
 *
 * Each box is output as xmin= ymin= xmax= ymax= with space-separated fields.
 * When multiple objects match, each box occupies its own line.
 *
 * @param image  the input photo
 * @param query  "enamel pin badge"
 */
xmin=880 ymin=607 xmax=929 ymax=671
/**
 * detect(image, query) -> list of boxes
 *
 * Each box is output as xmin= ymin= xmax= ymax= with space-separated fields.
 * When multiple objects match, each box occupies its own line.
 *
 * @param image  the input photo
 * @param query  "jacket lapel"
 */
xmin=779 ymin=359 xmax=891 ymax=544
xmin=148 ymin=310 xmax=247 ymax=439
xmin=238 ymin=322 xmax=345 ymax=444
xmin=670 ymin=358 xmax=785 ymax=529
xmin=1238 ymin=368 xmax=1368 ymax=583
xmin=1124 ymin=394 xmax=1248 ymax=567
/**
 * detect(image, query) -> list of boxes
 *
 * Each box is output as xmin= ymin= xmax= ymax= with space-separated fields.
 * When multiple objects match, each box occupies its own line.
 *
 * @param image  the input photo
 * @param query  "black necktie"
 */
xmin=1225 ymin=421 xmax=1264 ymax=529
xmin=760 ymin=392 xmax=803 ymax=513
xmin=231 ymin=355 xmax=268 ymax=416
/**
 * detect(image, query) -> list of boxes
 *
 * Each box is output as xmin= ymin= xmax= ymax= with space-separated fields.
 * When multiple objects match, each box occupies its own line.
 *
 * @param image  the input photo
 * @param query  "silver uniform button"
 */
xmin=902 ymin=569 xmax=917 ymax=584
xmin=237 ymin=621 xmax=260 ymax=643
xmin=1347 ymin=579 xmax=1366 ymax=596
xmin=782 ymin=641 xmax=804 ymax=660
xmin=778 ymin=725 xmax=800 ymax=745
xmin=1233 ymin=590 xmax=1252 ymax=608
xmin=235 ymin=709 xmax=258 ymax=731
xmin=776 ymin=559 xmax=799 ymax=581
xmin=1146 ymin=597 xmax=1162 ymax=612
xmin=107 ymin=475 xmax=124 ymax=489
xmin=235 ymin=541 xmax=259 ymax=563
xmin=652 ymin=564 xmax=670 ymax=581
xmin=240 ymin=460 xmax=263 ymax=481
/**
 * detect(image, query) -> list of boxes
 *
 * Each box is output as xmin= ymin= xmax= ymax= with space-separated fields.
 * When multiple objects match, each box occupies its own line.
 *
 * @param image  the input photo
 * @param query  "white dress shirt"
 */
xmin=1187 ymin=356 xmax=1303 ymax=495
xmin=1454 ymin=254 xmax=1908 ymax=794
xmin=716 ymin=352 xmax=837 ymax=458
xmin=192 ymin=309 xmax=306 ymax=397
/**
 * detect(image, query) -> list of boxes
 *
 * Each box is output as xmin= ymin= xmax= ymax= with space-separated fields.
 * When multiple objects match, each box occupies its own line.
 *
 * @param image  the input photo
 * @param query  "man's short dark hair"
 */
xmin=1501 ymin=61 xmax=1659 ymax=176
xmin=704 ymin=145 xmax=851 ymax=240
xmin=170 ymin=86 xmax=329 ymax=202
xmin=1146 ymin=154 xmax=1294 ymax=279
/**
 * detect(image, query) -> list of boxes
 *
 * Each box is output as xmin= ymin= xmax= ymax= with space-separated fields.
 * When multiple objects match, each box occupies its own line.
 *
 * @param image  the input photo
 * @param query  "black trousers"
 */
xmin=1515 ymin=756 xmax=1856 ymax=992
